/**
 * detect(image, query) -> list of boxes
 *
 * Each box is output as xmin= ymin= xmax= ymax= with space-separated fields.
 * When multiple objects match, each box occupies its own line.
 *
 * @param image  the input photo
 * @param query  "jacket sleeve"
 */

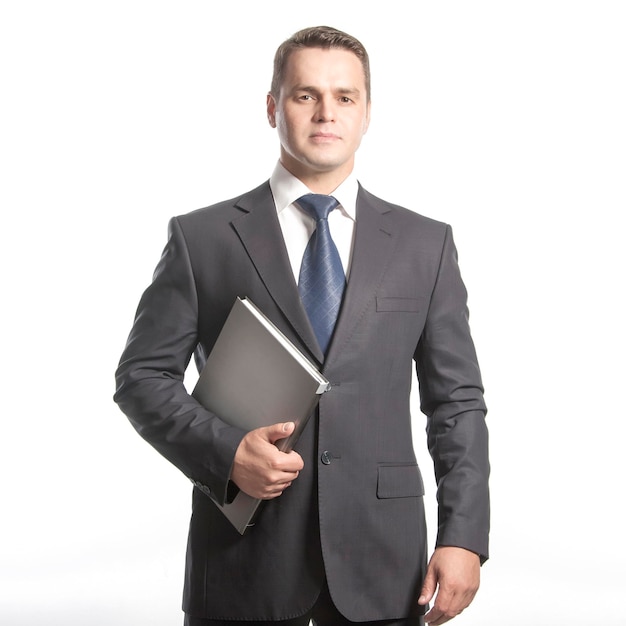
xmin=114 ymin=217 xmax=246 ymax=505
xmin=414 ymin=224 xmax=490 ymax=562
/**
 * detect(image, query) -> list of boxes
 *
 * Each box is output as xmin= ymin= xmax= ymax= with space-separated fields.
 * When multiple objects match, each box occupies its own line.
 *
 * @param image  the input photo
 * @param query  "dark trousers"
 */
xmin=184 ymin=580 xmax=424 ymax=626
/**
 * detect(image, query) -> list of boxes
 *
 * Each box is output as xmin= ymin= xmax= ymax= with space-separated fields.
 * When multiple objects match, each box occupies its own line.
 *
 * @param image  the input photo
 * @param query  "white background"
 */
xmin=1 ymin=1 xmax=625 ymax=624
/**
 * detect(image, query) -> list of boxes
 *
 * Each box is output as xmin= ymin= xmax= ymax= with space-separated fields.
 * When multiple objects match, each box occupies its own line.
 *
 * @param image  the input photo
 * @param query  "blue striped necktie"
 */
xmin=297 ymin=194 xmax=346 ymax=354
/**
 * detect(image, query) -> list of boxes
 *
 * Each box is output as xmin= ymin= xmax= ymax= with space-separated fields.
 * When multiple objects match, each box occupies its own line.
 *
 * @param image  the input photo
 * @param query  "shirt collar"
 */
xmin=269 ymin=161 xmax=358 ymax=220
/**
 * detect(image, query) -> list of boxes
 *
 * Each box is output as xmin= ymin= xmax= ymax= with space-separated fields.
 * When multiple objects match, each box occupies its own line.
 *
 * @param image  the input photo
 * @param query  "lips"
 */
xmin=311 ymin=133 xmax=340 ymax=142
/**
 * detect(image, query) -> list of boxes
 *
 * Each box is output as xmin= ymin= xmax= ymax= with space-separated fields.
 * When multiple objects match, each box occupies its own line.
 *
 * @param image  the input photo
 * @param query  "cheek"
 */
xmin=275 ymin=116 xmax=290 ymax=143
xmin=358 ymin=111 xmax=370 ymax=134
xmin=347 ymin=119 xmax=368 ymax=147
xmin=276 ymin=115 xmax=301 ymax=145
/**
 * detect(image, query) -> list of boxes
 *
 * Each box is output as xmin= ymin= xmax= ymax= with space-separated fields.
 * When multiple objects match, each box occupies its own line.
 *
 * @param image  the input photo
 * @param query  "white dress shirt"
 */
xmin=269 ymin=161 xmax=358 ymax=283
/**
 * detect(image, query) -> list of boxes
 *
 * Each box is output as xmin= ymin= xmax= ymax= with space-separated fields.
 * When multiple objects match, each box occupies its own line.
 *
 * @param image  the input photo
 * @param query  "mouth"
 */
xmin=310 ymin=133 xmax=340 ymax=143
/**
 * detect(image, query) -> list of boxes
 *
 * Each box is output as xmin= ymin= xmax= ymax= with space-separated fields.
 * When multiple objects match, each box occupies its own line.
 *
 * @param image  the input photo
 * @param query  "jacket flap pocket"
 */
xmin=377 ymin=464 xmax=425 ymax=499
xmin=376 ymin=297 xmax=422 ymax=312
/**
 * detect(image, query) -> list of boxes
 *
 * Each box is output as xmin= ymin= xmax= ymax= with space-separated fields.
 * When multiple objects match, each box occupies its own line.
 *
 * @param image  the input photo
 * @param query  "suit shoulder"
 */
xmin=358 ymin=186 xmax=449 ymax=234
xmin=174 ymin=181 xmax=271 ymax=228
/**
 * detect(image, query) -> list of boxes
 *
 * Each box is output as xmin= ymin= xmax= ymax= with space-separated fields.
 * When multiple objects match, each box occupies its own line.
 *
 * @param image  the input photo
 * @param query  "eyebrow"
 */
xmin=292 ymin=85 xmax=362 ymax=98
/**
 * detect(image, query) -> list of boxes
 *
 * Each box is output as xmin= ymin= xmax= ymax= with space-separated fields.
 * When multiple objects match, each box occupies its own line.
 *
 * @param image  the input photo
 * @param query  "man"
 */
xmin=115 ymin=26 xmax=489 ymax=626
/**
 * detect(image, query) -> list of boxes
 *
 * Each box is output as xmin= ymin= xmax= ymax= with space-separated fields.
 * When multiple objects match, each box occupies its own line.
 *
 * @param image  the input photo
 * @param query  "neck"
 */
xmin=280 ymin=158 xmax=353 ymax=195
xmin=303 ymin=176 xmax=344 ymax=195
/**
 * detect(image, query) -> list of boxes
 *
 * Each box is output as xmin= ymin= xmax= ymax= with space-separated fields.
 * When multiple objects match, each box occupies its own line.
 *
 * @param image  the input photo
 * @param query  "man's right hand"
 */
xmin=230 ymin=422 xmax=304 ymax=499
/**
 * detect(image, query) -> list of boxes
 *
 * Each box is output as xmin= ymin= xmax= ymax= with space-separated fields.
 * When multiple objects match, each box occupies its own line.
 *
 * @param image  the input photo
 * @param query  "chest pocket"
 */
xmin=376 ymin=297 xmax=423 ymax=313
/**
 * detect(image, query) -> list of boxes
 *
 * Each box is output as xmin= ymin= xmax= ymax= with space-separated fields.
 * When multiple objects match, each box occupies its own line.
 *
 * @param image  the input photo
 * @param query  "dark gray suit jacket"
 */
xmin=114 ymin=181 xmax=489 ymax=621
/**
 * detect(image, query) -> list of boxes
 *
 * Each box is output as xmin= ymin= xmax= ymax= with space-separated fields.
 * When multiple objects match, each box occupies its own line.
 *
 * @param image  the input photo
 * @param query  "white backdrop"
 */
xmin=1 ymin=1 xmax=624 ymax=624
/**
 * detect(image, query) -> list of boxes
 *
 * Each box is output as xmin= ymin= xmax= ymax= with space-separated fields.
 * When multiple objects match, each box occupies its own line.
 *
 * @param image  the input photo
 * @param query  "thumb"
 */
xmin=265 ymin=421 xmax=295 ymax=444
xmin=418 ymin=565 xmax=437 ymax=606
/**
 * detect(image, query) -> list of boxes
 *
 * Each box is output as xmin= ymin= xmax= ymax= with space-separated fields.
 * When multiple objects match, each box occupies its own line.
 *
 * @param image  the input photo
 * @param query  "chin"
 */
xmin=305 ymin=155 xmax=348 ymax=172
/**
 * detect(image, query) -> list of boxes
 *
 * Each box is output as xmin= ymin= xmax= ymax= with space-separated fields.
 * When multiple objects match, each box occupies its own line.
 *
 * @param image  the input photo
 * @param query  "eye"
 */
xmin=339 ymin=96 xmax=354 ymax=104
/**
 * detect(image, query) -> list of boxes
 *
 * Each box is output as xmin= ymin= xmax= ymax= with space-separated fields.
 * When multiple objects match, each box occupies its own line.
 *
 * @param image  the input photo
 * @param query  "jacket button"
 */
xmin=321 ymin=451 xmax=332 ymax=465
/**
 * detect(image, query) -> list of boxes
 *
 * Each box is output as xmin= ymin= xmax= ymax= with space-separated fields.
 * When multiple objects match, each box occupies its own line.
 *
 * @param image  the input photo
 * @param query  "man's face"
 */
xmin=267 ymin=47 xmax=371 ymax=185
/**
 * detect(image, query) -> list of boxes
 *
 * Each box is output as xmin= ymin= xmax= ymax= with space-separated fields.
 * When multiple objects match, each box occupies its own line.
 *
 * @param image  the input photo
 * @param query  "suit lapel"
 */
xmin=326 ymin=186 xmax=397 ymax=363
xmin=231 ymin=182 xmax=324 ymax=362
xmin=230 ymin=182 xmax=396 ymax=367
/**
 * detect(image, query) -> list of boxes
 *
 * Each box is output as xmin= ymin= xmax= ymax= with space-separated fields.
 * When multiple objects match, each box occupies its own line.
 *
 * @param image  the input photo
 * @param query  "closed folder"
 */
xmin=192 ymin=296 xmax=330 ymax=534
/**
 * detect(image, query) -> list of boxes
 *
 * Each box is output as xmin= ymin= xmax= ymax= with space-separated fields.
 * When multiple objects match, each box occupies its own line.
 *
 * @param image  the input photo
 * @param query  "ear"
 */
xmin=266 ymin=93 xmax=277 ymax=128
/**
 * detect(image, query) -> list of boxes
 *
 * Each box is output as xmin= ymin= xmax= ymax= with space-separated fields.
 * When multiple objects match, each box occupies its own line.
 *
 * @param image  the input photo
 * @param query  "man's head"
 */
xmin=270 ymin=26 xmax=371 ymax=103
xmin=267 ymin=26 xmax=372 ymax=192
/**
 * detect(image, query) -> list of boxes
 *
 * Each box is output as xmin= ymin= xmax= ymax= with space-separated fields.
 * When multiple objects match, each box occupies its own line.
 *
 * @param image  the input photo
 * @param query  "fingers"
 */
xmin=418 ymin=568 xmax=436 ymax=606
xmin=420 ymin=547 xmax=480 ymax=624
xmin=259 ymin=462 xmax=301 ymax=499
xmin=231 ymin=423 xmax=304 ymax=499
xmin=261 ymin=474 xmax=297 ymax=499
xmin=423 ymin=587 xmax=475 ymax=625
xmin=265 ymin=421 xmax=296 ymax=444
xmin=262 ymin=422 xmax=305 ymax=473
xmin=423 ymin=591 xmax=466 ymax=625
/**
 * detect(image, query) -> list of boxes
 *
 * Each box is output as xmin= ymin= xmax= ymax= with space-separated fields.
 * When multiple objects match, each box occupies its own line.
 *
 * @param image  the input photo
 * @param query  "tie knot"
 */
xmin=297 ymin=194 xmax=339 ymax=221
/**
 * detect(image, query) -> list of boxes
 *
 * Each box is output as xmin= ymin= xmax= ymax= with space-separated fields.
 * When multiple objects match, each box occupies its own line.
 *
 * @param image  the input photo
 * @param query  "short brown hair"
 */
xmin=270 ymin=26 xmax=371 ymax=101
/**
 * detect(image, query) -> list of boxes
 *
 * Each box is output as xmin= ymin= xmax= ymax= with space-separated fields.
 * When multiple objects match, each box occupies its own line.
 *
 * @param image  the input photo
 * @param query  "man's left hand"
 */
xmin=418 ymin=546 xmax=480 ymax=625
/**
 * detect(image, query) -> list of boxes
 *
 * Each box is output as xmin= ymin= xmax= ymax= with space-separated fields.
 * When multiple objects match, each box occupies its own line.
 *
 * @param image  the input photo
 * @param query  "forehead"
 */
xmin=281 ymin=47 xmax=366 ymax=91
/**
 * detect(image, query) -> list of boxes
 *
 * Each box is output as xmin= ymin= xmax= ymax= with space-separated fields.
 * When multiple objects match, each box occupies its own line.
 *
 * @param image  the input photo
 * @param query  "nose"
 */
xmin=315 ymin=95 xmax=335 ymax=123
